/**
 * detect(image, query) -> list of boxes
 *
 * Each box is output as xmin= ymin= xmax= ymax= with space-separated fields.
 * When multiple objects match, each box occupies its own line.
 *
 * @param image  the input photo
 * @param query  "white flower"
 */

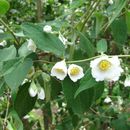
xmin=29 ymin=81 xmax=38 ymax=97
xmin=108 ymin=0 xmax=113 ymax=5
xmin=90 ymin=55 xmax=123 ymax=82
xmin=43 ymin=25 xmax=52 ymax=33
xmin=27 ymin=39 xmax=37 ymax=52
xmin=68 ymin=64 xmax=84 ymax=82
xmin=58 ymin=32 xmax=73 ymax=46
xmin=104 ymin=96 xmax=112 ymax=103
xmin=37 ymin=87 xmax=45 ymax=100
xmin=29 ymin=81 xmax=45 ymax=100
xmin=0 ymin=40 xmax=7 ymax=47
xmin=0 ymin=29 xmax=4 ymax=33
xmin=124 ymin=76 xmax=130 ymax=87
xmin=51 ymin=60 xmax=67 ymax=80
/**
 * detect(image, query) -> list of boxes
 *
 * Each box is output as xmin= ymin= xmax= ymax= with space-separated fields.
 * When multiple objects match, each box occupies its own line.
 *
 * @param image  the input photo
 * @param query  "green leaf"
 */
xmin=111 ymin=114 xmax=130 ymax=130
xmin=9 ymin=110 xmax=23 ymax=130
xmin=4 ymin=58 xmax=33 ymax=90
xmin=22 ymin=23 xmax=65 ymax=57
xmin=62 ymin=77 xmax=104 ymax=115
xmin=0 ymin=78 xmax=5 ymax=96
xmin=126 ymin=9 xmax=130 ymax=35
xmin=106 ymin=0 xmax=127 ymax=28
xmin=0 ymin=45 xmax=16 ymax=62
xmin=75 ymin=69 xmax=103 ymax=98
xmin=18 ymin=42 xmax=32 ymax=57
xmin=111 ymin=18 xmax=127 ymax=45
xmin=14 ymin=83 xmax=37 ymax=117
xmin=79 ymin=32 xmax=95 ymax=57
xmin=0 ymin=0 xmax=10 ymax=15
xmin=0 ymin=33 xmax=13 ymax=40
xmin=96 ymin=39 xmax=107 ymax=53
xmin=94 ymin=12 xmax=105 ymax=38
xmin=70 ymin=0 xmax=85 ymax=9
xmin=0 ymin=58 xmax=21 ymax=77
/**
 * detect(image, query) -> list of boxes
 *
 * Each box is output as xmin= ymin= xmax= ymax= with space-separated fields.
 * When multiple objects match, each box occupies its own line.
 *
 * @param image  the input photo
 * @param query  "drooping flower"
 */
xmin=124 ymin=76 xmax=130 ymax=87
xmin=90 ymin=55 xmax=123 ymax=82
xmin=68 ymin=64 xmax=84 ymax=82
xmin=43 ymin=25 xmax=52 ymax=33
xmin=0 ymin=40 xmax=7 ymax=47
xmin=104 ymin=96 xmax=112 ymax=103
xmin=27 ymin=39 xmax=37 ymax=52
xmin=51 ymin=60 xmax=67 ymax=80
xmin=29 ymin=81 xmax=45 ymax=100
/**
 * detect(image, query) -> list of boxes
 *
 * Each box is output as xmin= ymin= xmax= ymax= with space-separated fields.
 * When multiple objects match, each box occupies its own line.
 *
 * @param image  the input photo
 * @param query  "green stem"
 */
xmin=34 ymin=54 xmax=130 ymax=64
xmin=0 ymin=19 xmax=19 ymax=46
xmin=3 ymin=88 xmax=10 ymax=130
xmin=67 ymin=54 xmax=130 ymax=64
xmin=80 ymin=0 xmax=102 ymax=31
xmin=69 ymin=31 xmax=77 ymax=60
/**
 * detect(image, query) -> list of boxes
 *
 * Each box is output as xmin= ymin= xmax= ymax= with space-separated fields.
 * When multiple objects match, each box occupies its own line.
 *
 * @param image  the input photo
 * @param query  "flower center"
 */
xmin=98 ymin=60 xmax=111 ymax=71
xmin=70 ymin=67 xmax=80 ymax=76
xmin=55 ymin=68 xmax=65 ymax=74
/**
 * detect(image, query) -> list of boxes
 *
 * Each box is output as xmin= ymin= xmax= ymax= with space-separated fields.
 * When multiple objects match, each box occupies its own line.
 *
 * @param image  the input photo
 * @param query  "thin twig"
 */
xmin=80 ymin=0 xmax=102 ymax=31
xmin=34 ymin=54 xmax=130 ymax=64
xmin=0 ymin=19 xmax=19 ymax=46
xmin=3 ymin=89 xmax=10 ymax=130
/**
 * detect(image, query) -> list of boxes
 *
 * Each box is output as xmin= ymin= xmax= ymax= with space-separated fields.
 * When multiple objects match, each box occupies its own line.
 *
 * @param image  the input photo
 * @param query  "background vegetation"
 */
xmin=0 ymin=0 xmax=130 ymax=130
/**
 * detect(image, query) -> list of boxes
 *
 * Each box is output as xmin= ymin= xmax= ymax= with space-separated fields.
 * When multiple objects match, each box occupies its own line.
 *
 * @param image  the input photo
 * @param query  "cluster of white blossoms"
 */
xmin=51 ymin=60 xmax=84 ymax=82
xmin=51 ymin=55 xmax=124 ymax=83
xmin=90 ymin=55 xmax=123 ymax=82
xmin=29 ymin=81 xmax=45 ymax=100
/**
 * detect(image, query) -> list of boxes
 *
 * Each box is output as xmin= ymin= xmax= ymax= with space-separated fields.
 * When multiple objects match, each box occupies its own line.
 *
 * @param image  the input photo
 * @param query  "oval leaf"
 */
xmin=22 ymin=23 xmax=65 ymax=57
xmin=0 ymin=0 xmax=10 ymax=15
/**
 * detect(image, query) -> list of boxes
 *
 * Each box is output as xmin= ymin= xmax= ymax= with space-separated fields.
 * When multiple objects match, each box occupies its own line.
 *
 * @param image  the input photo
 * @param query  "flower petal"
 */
xmin=38 ymin=88 xmax=45 ymax=100
xmin=68 ymin=64 xmax=84 ymax=82
xmin=29 ymin=81 xmax=38 ymax=97
xmin=51 ymin=60 xmax=67 ymax=80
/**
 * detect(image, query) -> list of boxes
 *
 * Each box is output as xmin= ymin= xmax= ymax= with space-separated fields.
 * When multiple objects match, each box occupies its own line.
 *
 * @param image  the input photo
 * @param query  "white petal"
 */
xmin=29 ymin=81 xmax=38 ymax=97
xmin=21 ymin=78 xmax=28 ymax=85
xmin=90 ymin=56 xmax=123 ymax=82
xmin=27 ymin=39 xmax=37 ymax=52
xmin=104 ymin=96 xmax=112 ymax=103
xmin=43 ymin=25 xmax=52 ymax=33
xmin=124 ymin=77 xmax=130 ymax=87
xmin=68 ymin=64 xmax=84 ymax=82
xmin=0 ymin=29 xmax=4 ymax=33
xmin=0 ymin=40 xmax=7 ymax=47
xmin=38 ymin=88 xmax=45 ymax=100
xmin=51 ymin=60 xmax=67 ymax=80
xmin=109 ymin=0 xmax=113 ymax=4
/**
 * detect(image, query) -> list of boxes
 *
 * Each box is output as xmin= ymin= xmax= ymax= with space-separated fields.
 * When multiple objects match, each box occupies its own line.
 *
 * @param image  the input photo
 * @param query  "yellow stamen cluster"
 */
xmin=99 ymin=60 xmax=111 ymax=71
xmin=56 ymin=68 xmax=65 ymax=74
xmin=70 ymin=67 xmax=80 ymax=76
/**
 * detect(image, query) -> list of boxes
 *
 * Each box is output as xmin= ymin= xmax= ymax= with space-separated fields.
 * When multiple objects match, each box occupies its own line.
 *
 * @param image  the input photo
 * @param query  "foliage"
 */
xmin=0 ymin=0 xmax=130 ymax=130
